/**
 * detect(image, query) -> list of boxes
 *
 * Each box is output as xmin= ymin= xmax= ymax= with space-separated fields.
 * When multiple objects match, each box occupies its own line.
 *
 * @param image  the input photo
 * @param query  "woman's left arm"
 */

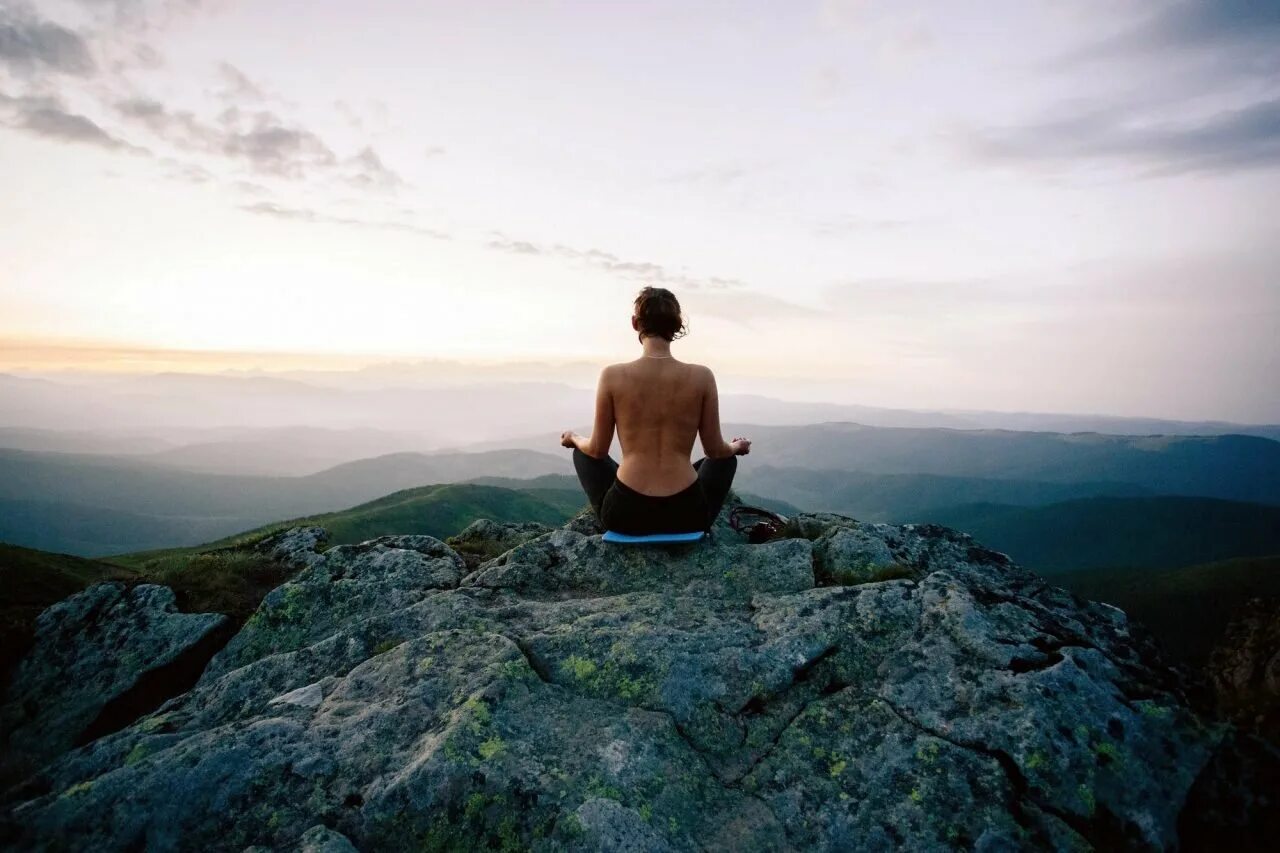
xmin=561 ymin=368 xmax=615 ymax=458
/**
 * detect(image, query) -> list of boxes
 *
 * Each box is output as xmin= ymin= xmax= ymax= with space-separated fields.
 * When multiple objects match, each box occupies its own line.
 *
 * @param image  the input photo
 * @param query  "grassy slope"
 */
xmin=1048 ymin=555 xmax=1280 ymax=667
xmin=110 ymin=482 xmax=582 ymax=570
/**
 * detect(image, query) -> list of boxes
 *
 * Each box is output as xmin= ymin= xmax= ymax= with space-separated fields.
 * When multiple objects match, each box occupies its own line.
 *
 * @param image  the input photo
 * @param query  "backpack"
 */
xmin=729 ymin=505 xmax=788 ymax=544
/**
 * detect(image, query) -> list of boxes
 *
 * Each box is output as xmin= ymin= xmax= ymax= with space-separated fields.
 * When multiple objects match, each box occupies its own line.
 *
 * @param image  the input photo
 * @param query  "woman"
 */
xmin=561 ymin=286 xmax=751 ymax=535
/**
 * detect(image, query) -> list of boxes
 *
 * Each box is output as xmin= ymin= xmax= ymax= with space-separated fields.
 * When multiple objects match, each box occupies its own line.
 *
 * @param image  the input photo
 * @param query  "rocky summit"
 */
xmin=0 ymin=508 xmax=1270 ymax=851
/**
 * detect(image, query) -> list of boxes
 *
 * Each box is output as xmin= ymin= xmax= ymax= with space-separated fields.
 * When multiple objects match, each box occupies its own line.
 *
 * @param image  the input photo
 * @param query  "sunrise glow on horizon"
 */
xmin=2 ymin=1 xmax=1277 ymax=421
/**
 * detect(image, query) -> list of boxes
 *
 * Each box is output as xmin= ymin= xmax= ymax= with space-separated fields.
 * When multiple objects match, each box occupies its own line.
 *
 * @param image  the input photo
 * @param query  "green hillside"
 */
xmin=241 ymin=482 xmax=582 ymax=549
xmin=927 ymin=496 xmax=1280 ymax=573
xmin=1048 ymin=555 xmax=1280 ymax=667
xmin=0 ymin=544 xmax=134 ymax=692
xmin=0 ymin=448 xmax=570 ymax=555
xmin=110 ymin=483 xmax=581 ymax=566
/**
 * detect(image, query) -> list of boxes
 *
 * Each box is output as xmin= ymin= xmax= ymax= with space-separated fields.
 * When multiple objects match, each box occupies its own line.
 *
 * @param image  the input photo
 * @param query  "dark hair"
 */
xmin=633 ymin=286 xmax=687 ymax=343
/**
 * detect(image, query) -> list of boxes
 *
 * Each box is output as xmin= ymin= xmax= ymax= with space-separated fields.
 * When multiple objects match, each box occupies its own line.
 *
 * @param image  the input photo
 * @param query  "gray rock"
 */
xmin=811 ymin=524 xmax=904 ymax=584
xmin=448 ymin=518 xmax=553 ymax=570
xmin=256 ymin=526 xmax=328 ymax=568
xmin=268 ymin=682 xmax=326 ymax=710
xmin=1209 ymin=596 xmax=1280 ymax=743
xmin=206 ymin=535 xmax=464 ymax=677
xmin=0 ymin=583 xmax=226 ymax=787
xmin=296 ymin=824 xmax=358 ymax=852
xmin=570 ymin=797 xmax=676 ymax=852
xmin=0 ymin=518 xmax=1239 ymax=851
xmin=564 ymin=506 xmax=605 ymax=536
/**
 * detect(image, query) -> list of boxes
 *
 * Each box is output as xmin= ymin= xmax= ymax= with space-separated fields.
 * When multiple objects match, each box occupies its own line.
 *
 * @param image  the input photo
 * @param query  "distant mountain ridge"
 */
xmin=477 ymin=422 xmax=1280 ymax=505
xmin=2 ymin=417 xmax=1278 ymax=555
xmin=0 ymin=447 xmax=571 ymax=555
xmin=4 ymin=372 xmax=1278 ymax=449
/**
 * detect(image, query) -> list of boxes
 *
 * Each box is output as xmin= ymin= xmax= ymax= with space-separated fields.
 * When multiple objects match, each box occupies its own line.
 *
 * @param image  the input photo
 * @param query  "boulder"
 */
xmin=447 ymin=519 xmax=554 ymax=570
xmin=0 ymin=583 xmax=227 ymax=788
xmin=1209 ymin=596 xmax=1280 ymax=744
xmin=0 ymin=515 xmax=1248 ymax=851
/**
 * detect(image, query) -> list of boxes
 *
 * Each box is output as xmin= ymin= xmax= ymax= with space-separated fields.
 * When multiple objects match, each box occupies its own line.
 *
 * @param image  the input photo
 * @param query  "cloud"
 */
xmin=972 ymin=98 xmax=1280 ymax=175
xmin=217 ymin=107 xmax=335 ymax=177
xmin=0 ymin=7 xmax=96 ymax=76
xmin=976 ymin=0 xmax=1280 ymax=179
xmin=116 ymin=95 xmax=407 ymax=185
xmin=346 ymin=146 xmax=404 ymax=189
xmin=239 ymin=201 xmax=450 ymax=240
xmin=115 ymin=97 xmax=343 ymax=178
xmin=486 ymin=233 xmax=744 ymax=291
xmin=239 ymin=201 xmax=319 ymax=222
xmin=1082 ymin=0 xmax=1280 ymax=64
xmin=488 ymin=235 xmax=541 ymax=255
xmin=215 ymin=62 xmax=265 ymax=103
xmin=0 ymin=92 xmax=142 ymax=152
xmin=160 ymin=157 xmax=213 ymax=183
xmin=22 ymin=106 xmax=121 ymax=147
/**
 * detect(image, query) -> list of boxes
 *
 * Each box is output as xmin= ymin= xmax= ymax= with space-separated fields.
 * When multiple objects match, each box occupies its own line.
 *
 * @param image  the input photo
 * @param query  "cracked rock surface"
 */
xmin=0 ymin=515 xmax=1235 ymax=851
xmin=0 ymin=583 xmax=228 ymax=789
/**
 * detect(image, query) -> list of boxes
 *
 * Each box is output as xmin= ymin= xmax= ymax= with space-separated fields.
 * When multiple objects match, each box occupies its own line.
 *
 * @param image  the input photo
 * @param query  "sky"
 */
xmin=0 ymin=0 xmax=1278 ymax=421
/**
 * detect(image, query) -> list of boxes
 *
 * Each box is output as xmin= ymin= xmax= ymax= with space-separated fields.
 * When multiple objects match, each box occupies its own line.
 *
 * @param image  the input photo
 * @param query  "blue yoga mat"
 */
xmin=602 ymin=530 xmax=706 ymax=545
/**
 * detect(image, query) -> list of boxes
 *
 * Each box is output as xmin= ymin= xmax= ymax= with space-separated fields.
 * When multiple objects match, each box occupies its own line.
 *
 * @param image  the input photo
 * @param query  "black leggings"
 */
xmin=572 ymin=449 xmax=737 ymax=535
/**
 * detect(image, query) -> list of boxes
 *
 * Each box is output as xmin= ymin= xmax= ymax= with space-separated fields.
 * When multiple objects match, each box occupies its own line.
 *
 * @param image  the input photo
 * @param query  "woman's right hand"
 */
xmin=730 ymin=437 xmax=752 ymax=456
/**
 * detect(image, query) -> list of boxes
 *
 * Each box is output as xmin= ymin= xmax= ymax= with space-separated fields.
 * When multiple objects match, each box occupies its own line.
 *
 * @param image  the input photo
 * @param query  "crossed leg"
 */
xmin=575 ymin=449 xmax=737 ymax=531
xmin=572 ymin=448 xmax=619 ymax=521
xmin=693 ymin=455 xmax=738 ymax=529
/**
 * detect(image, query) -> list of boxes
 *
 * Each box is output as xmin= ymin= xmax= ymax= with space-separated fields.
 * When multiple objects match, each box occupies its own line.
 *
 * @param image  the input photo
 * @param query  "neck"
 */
xmin=641 ymin=338 xmax=673 ymax=359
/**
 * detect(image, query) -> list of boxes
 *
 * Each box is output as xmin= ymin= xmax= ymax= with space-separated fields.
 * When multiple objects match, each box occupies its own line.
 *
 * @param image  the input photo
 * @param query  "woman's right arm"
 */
xmin=698 ymin=368 xmax=749 ymax=458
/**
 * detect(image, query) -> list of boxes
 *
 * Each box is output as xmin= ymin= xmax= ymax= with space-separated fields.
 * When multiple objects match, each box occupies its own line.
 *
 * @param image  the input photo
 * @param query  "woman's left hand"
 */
xmin=560 ymin=430 xmax=577 ymax=449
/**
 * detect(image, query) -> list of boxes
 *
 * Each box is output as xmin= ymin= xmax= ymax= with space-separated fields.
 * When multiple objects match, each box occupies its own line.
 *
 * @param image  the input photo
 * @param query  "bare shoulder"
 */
xmin=688 ymin=363 xmax=716 ymax=386
xmin=599 ymin=363 xmax=626 ymax=387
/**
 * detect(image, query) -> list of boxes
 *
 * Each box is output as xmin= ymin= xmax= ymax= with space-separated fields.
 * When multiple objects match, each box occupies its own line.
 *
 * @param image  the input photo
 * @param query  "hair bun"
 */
xmin=634 ymin=286 xmax=687 ymax=343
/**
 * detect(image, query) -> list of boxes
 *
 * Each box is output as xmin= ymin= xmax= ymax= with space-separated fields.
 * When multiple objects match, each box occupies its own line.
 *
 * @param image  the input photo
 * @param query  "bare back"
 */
xmin=602 ymin=358 xmax=727 ymax=496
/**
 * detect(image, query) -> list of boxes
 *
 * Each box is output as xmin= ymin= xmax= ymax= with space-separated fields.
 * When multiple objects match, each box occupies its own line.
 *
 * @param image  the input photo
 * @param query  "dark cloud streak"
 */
xmin=982 ymin=1 xmax=1280 ymax=177
xmin=973 ymin=98 xmax=1280 ymax=175
xmin=0 ymin=7 xmax=96 ymax=76
xmin=1086 ymin=0 xmax=1280 ymax=60
xmin=115 ymin=98 xmax=344 ymax=179
xmin=1 ymin=92 xmax=144 ymax=153
xmin=115 ymin=96 xmax=407 ymax=187
xmin=21 ymin=106 xmax=121 ymax=148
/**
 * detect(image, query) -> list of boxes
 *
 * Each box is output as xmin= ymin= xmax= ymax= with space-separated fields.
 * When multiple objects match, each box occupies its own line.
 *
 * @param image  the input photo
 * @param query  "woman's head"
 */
xmin=632 ymin=286 xmax=687 ymax=343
